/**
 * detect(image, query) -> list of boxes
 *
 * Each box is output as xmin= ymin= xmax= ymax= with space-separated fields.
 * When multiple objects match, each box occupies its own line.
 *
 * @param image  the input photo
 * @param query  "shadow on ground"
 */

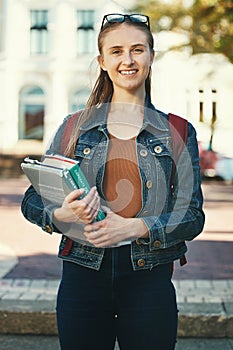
xmin=2 ymin=241 xmax=233 ymax=280
xmin=173 ymin=240 xmax=233 ymax=279
xmin=4 ymin=254 xmax=62 ymax=279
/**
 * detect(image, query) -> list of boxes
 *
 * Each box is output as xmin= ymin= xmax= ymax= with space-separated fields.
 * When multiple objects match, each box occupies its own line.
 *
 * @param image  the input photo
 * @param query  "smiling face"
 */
xmin=98 ymin=23 xmax=154 ymax=102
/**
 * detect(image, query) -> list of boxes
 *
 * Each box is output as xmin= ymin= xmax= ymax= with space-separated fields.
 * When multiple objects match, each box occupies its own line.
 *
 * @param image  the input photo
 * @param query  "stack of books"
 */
xmin=21 ymin=153 xmax=105 ymax=221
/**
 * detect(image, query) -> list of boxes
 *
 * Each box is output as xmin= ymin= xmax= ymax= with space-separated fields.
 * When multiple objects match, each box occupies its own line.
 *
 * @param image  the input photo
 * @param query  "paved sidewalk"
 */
xmin=0 ymin=277 xmax=232 ymax=338
xmin=0 ymin=178 xmax=233 ymax=341
xmin=0 ymin=244 xmax=18 ymax=279
xmin=0 ymin=335 xmax=232 ymax=350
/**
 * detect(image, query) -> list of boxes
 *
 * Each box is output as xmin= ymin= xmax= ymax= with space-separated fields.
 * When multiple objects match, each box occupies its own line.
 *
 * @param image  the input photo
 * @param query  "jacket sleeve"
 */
xmin=21 ymin=117 xmax=69 ymax=234
xmin=21 ymin=185 xmax=61 ymax=234
xmin=141 ymin=122 xmax=205 ymax=251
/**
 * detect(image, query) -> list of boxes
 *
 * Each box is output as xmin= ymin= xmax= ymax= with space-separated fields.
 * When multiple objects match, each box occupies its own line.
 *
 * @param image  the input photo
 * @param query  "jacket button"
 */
xmin=137 ymin=259 xmax=145 ymax=267
xmin=136 ymin=239 xmax=142 ymax=245
xmin=45 ymin=225 xmax=52 ymax=233
xmin=153 ymin=240 xmax=161 ymax=248
xmin=146 ymin=180 xmax=152 ymax=189
xmin=154 ymin=145 xmax=162 ymax=154
xmin=83 ymin=147 xmax=91 ymax=155
xmin=140 ymin=149 xmax=148 ymax=157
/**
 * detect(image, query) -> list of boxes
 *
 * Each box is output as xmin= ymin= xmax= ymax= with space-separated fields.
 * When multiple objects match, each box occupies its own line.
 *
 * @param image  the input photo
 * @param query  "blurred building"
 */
xmin=0 ymin=0 xmax=134 ymax=157
xmin=152 ymin=31 xmax=233 ymax=158
xmin=0 ymin=0 xmax=233 ymax=162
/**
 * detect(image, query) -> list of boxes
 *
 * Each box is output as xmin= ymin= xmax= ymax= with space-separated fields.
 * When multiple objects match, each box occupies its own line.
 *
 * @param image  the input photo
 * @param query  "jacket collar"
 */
xmin=79 ymin=97 xmax=169 ymax=133
xmin=142 ymin=98 xmax=169 ymax=132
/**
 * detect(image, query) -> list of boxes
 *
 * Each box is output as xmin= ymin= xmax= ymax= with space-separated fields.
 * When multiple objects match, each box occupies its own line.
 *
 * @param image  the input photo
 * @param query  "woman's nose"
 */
xmin=122 ymin=51 xmax=134 ymax=65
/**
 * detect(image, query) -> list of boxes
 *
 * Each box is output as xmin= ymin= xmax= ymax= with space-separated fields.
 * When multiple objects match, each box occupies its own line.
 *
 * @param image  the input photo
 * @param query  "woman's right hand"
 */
xmin=53 ymin=186 xmax=100 ymax=224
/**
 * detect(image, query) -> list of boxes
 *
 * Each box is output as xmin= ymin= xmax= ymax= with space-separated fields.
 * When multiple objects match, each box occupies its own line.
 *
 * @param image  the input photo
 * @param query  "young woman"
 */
xmin=21 ymin=14 xmax=205 ymax=350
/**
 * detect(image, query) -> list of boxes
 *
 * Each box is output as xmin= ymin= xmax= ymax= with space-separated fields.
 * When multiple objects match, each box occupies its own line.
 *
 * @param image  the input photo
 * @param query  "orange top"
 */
xmin=103 ymin=134 xmax=142 ymax=218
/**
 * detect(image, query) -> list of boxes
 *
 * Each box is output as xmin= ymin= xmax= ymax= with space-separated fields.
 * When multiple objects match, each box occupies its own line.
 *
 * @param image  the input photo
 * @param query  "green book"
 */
xmin=21 ymin=154 xmax=106 ymax=221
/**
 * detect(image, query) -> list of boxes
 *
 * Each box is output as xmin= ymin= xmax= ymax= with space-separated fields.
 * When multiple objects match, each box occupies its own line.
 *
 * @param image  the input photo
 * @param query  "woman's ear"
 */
xmin=97 ymin=55 xmax=107 ymax=71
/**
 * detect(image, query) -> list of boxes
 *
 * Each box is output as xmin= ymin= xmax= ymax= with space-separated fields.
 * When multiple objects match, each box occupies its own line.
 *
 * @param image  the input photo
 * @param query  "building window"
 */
xmin=198 ymin=88 xmax=217 ymax=124
xmin=210 ymin=89 xmax=217 ymax=149
xmin=70 ymin=88 xmax=90 ymax=112
xmin=30 ymin=10 xmax=49 ymax=54
xmin=19 ymin=86 xmax=45 ymax=140
xmin=199 ymin=89 xmax=204 ymax=122
xmin=77 ymin=10 xmax=95 ymax=54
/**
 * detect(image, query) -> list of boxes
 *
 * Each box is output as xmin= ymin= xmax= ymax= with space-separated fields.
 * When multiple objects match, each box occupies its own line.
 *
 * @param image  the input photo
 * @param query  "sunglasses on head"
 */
xmin=101 ymin=14 xmax=150 ymax=30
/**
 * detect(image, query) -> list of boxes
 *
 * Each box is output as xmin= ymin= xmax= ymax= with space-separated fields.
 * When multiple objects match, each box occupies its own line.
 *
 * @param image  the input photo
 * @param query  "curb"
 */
xmin=0 ymin=300 xmax=57 ymax=335
xmin=0 ymin=300 xmax=232 ymax=337
xmin=178 ymin=302 xmax=233 ymax=338
xmin=0 ymin=279 xmax=233 ymax=338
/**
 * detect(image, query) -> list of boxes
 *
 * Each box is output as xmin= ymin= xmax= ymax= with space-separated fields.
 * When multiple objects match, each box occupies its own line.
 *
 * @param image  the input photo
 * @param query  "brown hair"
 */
xmin=64 ymin=19 xmax=154 ymax=158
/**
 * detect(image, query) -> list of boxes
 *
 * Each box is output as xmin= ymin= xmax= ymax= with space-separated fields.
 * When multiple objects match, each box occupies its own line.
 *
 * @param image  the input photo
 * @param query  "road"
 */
xmin=0 ymin=176 xmax=233 ymax=280
xmin=0 ymin=335 xmax=233 ymax=350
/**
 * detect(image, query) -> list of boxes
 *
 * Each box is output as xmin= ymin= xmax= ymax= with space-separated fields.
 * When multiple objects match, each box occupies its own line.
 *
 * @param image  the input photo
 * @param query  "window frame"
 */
xmin=18 ymin=86 xmax=45 ymax=141
xmin=77 ymin=9 xmax=95 ymax=55
xmin=30 ymin=9 xmax=49 ymax=55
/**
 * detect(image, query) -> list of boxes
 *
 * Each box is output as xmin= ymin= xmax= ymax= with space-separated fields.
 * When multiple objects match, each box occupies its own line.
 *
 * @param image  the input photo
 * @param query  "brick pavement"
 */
xmin=0 ymin=276 xmax=233 ymax=337
xmin=0 ymin=278 xmax=232 ymax=304
xmin=0 ymin=178 xmax=233 ymax=338
xmin=1 ymin=177 xmax=233 ymax=280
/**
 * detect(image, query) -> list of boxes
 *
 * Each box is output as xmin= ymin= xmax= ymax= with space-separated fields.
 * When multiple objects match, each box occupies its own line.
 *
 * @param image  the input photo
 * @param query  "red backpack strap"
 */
xmin=168 ymin=113 xmax=188 ymax=269
xmin=60 ymin=110 xmax=82 ymax=253
xmin=168 ymin=113 xmax=188 ymax=196
xmin=61 ymin=111 xmax=83 ymax=155
xmin=168 ymin=113 xmax=188 ymax=161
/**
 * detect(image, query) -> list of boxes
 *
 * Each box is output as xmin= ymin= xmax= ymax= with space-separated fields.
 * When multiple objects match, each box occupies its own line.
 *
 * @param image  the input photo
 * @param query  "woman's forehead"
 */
xmin=101 ymin=25 xmax=149 ymax=47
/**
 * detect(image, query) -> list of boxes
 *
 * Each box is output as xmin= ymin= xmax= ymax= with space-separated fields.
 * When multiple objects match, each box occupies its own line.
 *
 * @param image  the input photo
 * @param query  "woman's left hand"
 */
xmin=83 ymin=208 xmax=148 ymax=247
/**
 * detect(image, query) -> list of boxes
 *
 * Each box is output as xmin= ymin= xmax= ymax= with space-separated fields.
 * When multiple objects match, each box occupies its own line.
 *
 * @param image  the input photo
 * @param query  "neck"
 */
xmin=111 ymin=89 xmax=146 ymax=106
xmin=107 ymin=101 xmax=144 ymax=140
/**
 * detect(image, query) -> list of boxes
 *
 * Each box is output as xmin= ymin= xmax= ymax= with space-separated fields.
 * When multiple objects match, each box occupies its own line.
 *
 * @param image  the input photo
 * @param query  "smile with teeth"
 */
xmin=120 ymin=70 xmax=137 ymax=75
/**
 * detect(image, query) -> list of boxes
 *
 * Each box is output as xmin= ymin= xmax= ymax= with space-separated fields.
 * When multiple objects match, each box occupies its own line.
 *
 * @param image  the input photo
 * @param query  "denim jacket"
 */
xmin=21 ymin=101 xmax=205 ymax=271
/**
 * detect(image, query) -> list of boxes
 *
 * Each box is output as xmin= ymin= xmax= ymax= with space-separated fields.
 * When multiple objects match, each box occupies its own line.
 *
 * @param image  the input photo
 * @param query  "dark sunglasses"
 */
xmin=101 ymin=14 xmax=150 ymax=30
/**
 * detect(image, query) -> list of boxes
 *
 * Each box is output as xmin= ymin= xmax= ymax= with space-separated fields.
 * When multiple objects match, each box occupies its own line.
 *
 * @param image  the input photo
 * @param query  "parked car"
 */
xmin=198 ymin=142 xmax=233 ymax=181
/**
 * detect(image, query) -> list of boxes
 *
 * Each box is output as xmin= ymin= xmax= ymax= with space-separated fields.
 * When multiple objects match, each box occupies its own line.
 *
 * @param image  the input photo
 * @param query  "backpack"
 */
xmin=60 ymin=111 xmax=188 ymax=267
xmin=168 ymin=113 xmax=188 ymax=268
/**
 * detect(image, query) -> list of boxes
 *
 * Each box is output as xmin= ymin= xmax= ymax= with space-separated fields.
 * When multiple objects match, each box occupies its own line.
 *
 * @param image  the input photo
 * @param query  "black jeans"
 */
xmin=56 ymin=245 xmax=178 ymax=350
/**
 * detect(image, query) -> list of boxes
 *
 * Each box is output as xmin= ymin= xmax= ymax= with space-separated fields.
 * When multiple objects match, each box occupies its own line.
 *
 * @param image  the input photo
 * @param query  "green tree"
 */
xmin=133 ymin=0 xmax=233 ymax=63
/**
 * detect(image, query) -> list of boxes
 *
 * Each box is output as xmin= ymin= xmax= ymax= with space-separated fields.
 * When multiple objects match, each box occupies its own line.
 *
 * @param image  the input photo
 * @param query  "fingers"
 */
xmin=80 ymin=187 xmax=100 ymax=222
xmin=84 ymin=220 xmax=105 ymax=233
xmin=65 ymin=186 xmax=101 ymax=224
xmin=66 ymin=188 xmax=85 ymax=203
xmin=84 ymin=187 xmax=100 ymax=212
xmin=84 ymin=228 xmax=109 ymax=247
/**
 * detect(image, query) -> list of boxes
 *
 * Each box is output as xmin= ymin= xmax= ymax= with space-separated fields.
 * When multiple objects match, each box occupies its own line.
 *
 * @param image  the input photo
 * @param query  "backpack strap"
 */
xmin=60 ymin=111 xmax=82 ymax=255
xmin=168 ymin=113 xmax=188 ymax=197
xmin=168 ymin=113 xmax=188 ymax=268
xmin=61 ymin=111 xmax=83 ymax=155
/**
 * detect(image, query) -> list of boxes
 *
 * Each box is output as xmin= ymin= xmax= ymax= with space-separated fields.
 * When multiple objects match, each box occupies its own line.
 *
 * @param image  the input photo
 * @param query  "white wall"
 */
xmin=152 ymin=32 xmax=233 ymax=158
xmin=0 ymin=0 xmax=233 ymax=158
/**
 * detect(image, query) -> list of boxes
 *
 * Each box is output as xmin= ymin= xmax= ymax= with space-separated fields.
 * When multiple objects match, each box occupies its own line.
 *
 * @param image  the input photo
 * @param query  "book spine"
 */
xmin=63 ymin=169 xmax=78 ymax=191
xmin=95 ymin=209 xmax=106 ymax=222
xmin=69 ymin=164 xmax=90 ymax=196
xmin=69 ymin=164 xmax=106 ymax=221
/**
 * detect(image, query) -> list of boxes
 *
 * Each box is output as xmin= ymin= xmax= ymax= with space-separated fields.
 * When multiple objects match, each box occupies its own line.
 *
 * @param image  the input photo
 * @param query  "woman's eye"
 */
xmin=133 ymin=48 xmax=143 ymax=53
xmin=112 ymin=50 xmax=121 ymax=55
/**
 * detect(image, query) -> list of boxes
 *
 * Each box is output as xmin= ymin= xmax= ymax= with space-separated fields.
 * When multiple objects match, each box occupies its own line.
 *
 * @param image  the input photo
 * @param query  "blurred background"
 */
xmin=0 ymin=0 xmax=232 ymax=279
xmin=0 ymin=1 xmax=232 ymax=348
xmin=0 ymin=0 xmax=232 ymax=180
